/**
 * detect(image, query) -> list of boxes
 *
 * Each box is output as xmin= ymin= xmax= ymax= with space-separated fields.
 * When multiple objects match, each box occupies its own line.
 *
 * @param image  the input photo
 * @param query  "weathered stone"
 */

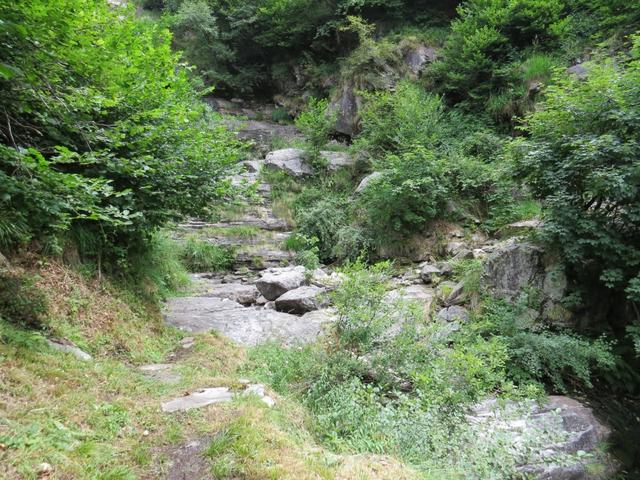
xmin=387 ymin=284 xmax=435 ymax=313
xmin=437 ymin=262 xmax=453 ymax=277
xmin=201 ymin=282 xmax=260 ymax=306
xmin=451 ymin=248 xmax=474 ymax=261
xmin=420 ymin=264 xmax=441 ymax=283
xmin=445 ymin=241 xmax=467 ymax=256
xmin=329 ymin=83 xmax=361 ymax=136
xmin=47 ymin=338 xmax=92 ymax=361
xmin=264 ymin=148 xmax=354 ymax=176
xmin=403 ymin=44 xmax=438 ymax=76
xmin=482 ymin=241 xmax=545 ymax=300
xmin=445 ymin=281 xmax=466 ymax=306
xmin=162 ymin=387 xmax=234 ymax=412
xmin=468 ymin=396 xmax=616 ymax=479
xmin=355 ymin=172 xmax=383 ymax=193
xmin=435 ymin=281 xmax=458 ymax=303
xmin=322 ymin=151 xmax=355 ymax=171
xmin=256 ymin=266 xmax=306 ymax=300
xmin=264 ymin=148 xmax=313 ymax=176
xmin=436 ymin=306 xmax=469 ymax=323
xmin=275 ymin=285 xmax=328 ymax=314
xmin=567 ymin=63 xmax=589 ymax=79
xmin=164 ymin=297 xmax=245 ymax=332
xmin=162 ymin=383 xmax=275 ymax=413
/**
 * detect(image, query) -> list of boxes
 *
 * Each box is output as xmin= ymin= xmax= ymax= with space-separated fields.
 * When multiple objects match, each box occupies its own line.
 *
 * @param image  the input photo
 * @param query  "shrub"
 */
xmin=295 ymin=197 xmax=349 ymax=262
xmin=512 ymin=42 xmax=640 ymax=302
xmin=478 ymin=300 xmax=616 ymax=391
xmin=0 ymin=271 xmax=49 ymax=329
xmin=0 ymin=0 xmax=240 ymax=273
xmin=294 ymin=98 xmax=335 ymax=149
xmin=179 ymin=237 xmax=235 ymax=272
xmin=360 ymin=148 xmax=450 ymax=236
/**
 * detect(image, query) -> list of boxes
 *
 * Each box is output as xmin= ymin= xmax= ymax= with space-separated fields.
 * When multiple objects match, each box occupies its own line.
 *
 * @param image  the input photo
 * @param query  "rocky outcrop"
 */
xmin=481 ymin=240 xmax=570 ymax=324
xmin=330 ymin=83 xmax=362 ymax=136
xmin=468 ymin=396 xmax=616 ymax=479
xmin=264 ymin=148 xmax=354 ymax=177
xmin=402 ymin=43 xmax=438 ymax=77
xmin=436 ymin=305 xmax=469 ymax=323
xmin=199 ymin=281 xmax=260 ymax=306
xmin=256 ymin=266 xmax=307 ymax=301
xmin=275 ymin=285 xmax=328 ymax=314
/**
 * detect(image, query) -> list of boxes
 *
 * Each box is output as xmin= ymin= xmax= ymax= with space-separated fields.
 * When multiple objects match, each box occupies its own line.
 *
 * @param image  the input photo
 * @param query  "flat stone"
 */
xmin=386 ymin=284 xmax=435 ymax=313
xmin=162 ymin=383 xmax=276 ymax=413
xmin=255 ymin=266 xmax=306 ymax=300
xmin=164 ymin=297 xmax=245 ymax=333
xmin=264 ymin=148 xmax=313 ymax=176
xmin=322 ymin=151 xmax=355 ymax=171
xmin=275 ymin=285 xmax=328 ymax=314
xmin=161 ymin=387 xmax=234 ymax=413
xmin=47 ymin=338 xmax=92 ymax=361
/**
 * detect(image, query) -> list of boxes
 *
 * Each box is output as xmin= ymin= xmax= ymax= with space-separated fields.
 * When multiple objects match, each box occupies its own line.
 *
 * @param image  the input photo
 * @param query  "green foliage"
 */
xmin=295 ymin=197 xmax=350 ymax=262
xmin=512 ymin=44 xmax=640 ymax=301
xmin=294 ymin=98 xmax=335 ymax=149
xmin=0 ymin=0 xmax=239 ymax=273
xmin=179 ymin=237 xmax=235 ymax=272
xmin=0 ymin=271 xmax=48 ymax=329
xmin=478 ymin=300 xmax=616 ymax=392
xmin=245 ymin=261 xmax=555 ymax=478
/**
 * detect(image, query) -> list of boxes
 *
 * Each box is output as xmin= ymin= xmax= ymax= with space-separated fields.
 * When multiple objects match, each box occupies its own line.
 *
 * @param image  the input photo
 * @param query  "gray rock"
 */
xmin=46 ymin=338 xmax=92 ymax=361
xmin=420 ymin=264 xmax=441 ymax=283
xmin=436 ymin=306 xmax=469 ymax=323
xmin=264 ymin=148 xmax=354 ymax=177
xmin=241 ymin=160 xmax=263 ymax=173
xmin=161 ymin=387 xmax=234 ymax=412
xmin=468 ymin=396 xmax=616 ymax=479
xmin=275 ymin=285 xmax=328 ymax=314
xmin=201 ymin=282 xmax=260 ymax=306
xmin=435 ymin=281 xmax=458 ymax=303
xmin=437 ymin=262 xmax=453 ymax=277
xmin=451 ymin=248 xmax=474 ymax=261
xmin=482 ymin=241 xmax=544 ymax=300
xmin=445 ymin=281 xmax=466 ymax=306
xmin=162 ymin=383 xmax=276 ymax=413
xmin=403 ymin=44 xmax=438 ymax=76
xmin=445 ymin=241 xmax=467 ymax=256
xmin=321 ymin=151 xmax=355 ymax=171
xmin=387 ymin=284 xmax=435 ymax=313
xmin=264 ymin=148 xmax=313 ymax=177
xmin=567 ymin=63 xmax=589 ymax=80
xmin=256 ymin=266 xmax=306 ymax=300
xmin=355 ymin=172 xmax=383 ymax=194
xmin=329 ymin=83 xmax=361 ymax=136
xmin=165 ymin=298 xmax=322 ymax=346
xmin=165 ymin=437 xmax=211 ymax=480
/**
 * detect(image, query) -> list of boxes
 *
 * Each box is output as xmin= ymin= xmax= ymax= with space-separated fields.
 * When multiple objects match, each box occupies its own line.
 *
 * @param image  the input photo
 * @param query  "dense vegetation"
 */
xmin=2 ymin=0 xmax=640 ymax=477
xmin=0 ymin=0 xmax=240 ymax=284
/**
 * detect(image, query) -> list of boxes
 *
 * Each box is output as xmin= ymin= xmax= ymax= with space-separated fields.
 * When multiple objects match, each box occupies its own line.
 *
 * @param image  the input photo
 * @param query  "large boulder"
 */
xmin=265 ymin=148 xmax=313 ymax=177
xmin=275 ymin=285 xmax=328 ymax=314
xmin=482 ymin=241 xmax=545 ymax=300
xmin=201 ymin=282 xmax=260 ymax=306
xmin=256 ymin=266 xmax=307 ymax=300
xmin=482 ymin=240 xmax=570 ymax=324
xmin=264 ymin=149 xmax=354 ymax=177
xmin=468 ymin=396 xmax=616 ymax=479
xmin=436 ymin=305 xmax=469 ymax=323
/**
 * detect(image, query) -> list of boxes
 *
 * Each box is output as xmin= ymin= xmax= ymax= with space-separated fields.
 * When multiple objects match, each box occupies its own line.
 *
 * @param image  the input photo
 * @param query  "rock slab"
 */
xmin=256 ymin=266 xmax=306 ymax=301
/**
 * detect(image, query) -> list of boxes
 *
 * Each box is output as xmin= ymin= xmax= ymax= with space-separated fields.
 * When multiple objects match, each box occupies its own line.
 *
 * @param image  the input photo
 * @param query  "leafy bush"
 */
xmin=295 ymin=197 xmax=349 ymax=261
xmin=356 ymin=82 xmax=446 ymax=155
xmin=0 ymin=271 xmax=49 ymax=329
xmin=294 ymin=98 xmax=335 ymax=149
xmin=179 ymin=237 xmax=235 ymax=272
xmin=512 ymin=43 xmax=640 ymax=301
xmin=0 ymin=0 xmax=239 ymax=274
xmin=478 ymin=300 xmax=616 ymax=391
xmin=360 ymin=148 xmax=449 ymax=235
